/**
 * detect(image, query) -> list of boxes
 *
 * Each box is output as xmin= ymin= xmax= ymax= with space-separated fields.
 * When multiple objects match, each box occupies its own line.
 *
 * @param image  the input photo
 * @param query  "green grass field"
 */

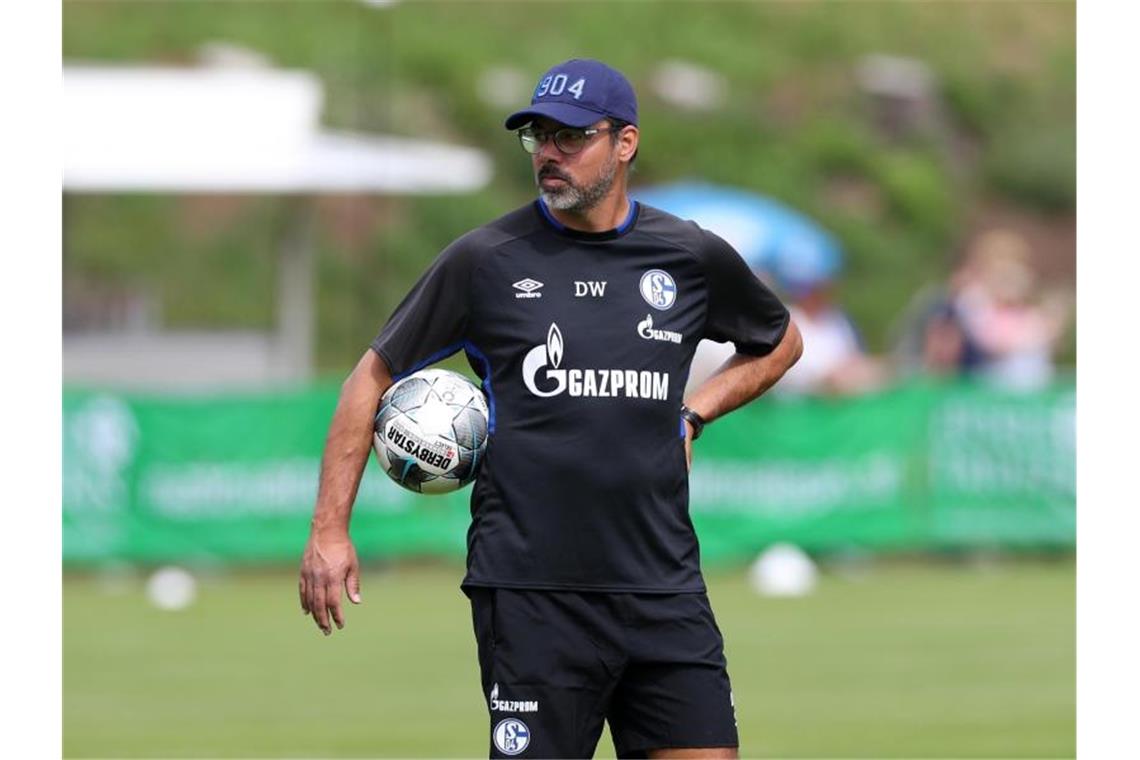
xmin=64 ymin=558 xmax=1074 ymax=758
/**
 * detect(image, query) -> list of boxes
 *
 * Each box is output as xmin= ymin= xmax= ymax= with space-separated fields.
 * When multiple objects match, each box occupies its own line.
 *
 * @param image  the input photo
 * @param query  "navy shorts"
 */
xmin=466 ymin=587 xmax=738 ymax=758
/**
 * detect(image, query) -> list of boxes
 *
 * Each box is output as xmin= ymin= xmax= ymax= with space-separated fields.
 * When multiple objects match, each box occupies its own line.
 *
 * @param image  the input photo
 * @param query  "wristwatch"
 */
xmin=680 ymin=405 xmax=707 ymax=441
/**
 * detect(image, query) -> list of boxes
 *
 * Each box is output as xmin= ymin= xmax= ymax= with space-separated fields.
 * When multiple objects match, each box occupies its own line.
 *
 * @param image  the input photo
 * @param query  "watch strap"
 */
xmin=680 ymin=405 xmax=706 ymax=440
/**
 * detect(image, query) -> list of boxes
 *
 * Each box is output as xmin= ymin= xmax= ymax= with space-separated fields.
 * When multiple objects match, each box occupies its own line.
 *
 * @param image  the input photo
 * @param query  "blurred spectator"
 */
xmin=776 ymin=275 xmax=890 ymax=396
xmin=955 ymin=230 xmax=1070 ymax=389
xmin=899 ymin=229 xmax=1070 ymax=390
xmin=687 ymin=266 xmax=890 ymax=399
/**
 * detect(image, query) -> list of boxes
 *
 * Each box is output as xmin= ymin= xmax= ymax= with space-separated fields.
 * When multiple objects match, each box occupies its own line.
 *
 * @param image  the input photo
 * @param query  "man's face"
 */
xmin=531 ymin=117 xmax=622 ymax=213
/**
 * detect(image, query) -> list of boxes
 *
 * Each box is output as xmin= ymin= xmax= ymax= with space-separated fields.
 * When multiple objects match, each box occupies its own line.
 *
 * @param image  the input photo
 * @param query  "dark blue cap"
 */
xmin=504 ymin=59 xmax=638 ymax=130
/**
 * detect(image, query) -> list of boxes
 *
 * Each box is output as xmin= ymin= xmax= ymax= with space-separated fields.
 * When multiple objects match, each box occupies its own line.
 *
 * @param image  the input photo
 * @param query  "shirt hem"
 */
xmin=460 ymin=577 xmax=708 ymax=595
xmin=369 ymin=342 xmax=395 ymax=375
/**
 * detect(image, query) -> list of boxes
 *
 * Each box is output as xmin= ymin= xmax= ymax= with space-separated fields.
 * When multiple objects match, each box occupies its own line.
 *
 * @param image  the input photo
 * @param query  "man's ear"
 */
xmin=619 ymin=126 xmax=639 ymax=164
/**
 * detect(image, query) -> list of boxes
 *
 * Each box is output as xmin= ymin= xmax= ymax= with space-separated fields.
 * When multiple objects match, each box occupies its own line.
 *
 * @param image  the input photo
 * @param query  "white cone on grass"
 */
xmin=749 ymin=543 xmax=818 ymax=597
xmin=145 ymin=566 xmax=198 ymax=611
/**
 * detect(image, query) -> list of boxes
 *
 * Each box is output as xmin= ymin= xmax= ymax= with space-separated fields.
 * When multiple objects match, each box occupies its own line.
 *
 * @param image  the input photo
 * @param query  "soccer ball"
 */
xmin=373 ymin=368 xmax=489 ymax=494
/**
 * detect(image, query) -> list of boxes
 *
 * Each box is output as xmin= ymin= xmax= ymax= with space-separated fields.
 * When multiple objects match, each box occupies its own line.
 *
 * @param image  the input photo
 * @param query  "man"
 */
xmin=300 ymin=59 xmax=803 ymax=758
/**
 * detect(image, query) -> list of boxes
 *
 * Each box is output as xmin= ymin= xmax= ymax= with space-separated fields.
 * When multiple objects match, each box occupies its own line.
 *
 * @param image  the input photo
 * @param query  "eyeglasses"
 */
xmin=517 ymin=125 xmax=617 ymax=155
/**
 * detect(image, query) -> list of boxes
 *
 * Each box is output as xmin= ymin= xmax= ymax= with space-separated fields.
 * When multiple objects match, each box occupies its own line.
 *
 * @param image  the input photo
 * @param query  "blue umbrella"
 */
xmin=632 ymin=182 xmax=843 ymax=290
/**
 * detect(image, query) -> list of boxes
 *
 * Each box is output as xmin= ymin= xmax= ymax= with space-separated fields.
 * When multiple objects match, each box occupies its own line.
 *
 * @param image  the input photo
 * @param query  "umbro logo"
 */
xmin=513 ymin=278 xmax=544 ymax=299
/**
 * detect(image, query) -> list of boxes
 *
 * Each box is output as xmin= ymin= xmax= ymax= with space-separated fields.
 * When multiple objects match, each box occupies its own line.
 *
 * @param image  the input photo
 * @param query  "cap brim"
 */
xmin=503 ymin=102 xmax=606 ymax=130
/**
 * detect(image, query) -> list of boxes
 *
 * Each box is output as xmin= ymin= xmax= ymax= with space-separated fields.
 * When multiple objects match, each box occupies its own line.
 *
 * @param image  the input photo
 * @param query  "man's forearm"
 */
xmin=685 ymin=319 xmax=803 ymax=423
xmin=311 ymin=350 xmax=393 ymax=535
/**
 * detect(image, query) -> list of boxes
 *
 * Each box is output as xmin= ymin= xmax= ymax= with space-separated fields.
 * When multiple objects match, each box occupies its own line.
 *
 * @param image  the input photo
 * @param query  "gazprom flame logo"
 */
xmin=522 ymin=323 xmax=567 ymax=397
xmin=637 ymin=314 xmax=682 ymax=344
xmin=546 ymin=323 xmax=563 ymax=368
xmin=521 ymin=322 xmax=670 ymax=402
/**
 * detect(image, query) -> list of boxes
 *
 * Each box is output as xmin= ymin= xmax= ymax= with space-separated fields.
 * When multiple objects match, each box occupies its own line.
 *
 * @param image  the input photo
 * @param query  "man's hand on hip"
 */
xmin=299 ymin=530 xmax=362 ymax=636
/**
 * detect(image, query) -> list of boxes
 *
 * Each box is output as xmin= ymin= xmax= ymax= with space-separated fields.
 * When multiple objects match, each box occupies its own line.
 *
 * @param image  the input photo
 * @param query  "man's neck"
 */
xmin=545 ymin=186 xmax=632 ymax=233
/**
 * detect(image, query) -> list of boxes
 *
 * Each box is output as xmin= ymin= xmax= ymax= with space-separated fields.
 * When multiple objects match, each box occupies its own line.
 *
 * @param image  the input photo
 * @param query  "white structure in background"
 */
xmin=476 ymin=65 xmax=531 ymax=109
xmin=63 ymin=65 xmax=491 ymax=194
xmin=649 ymin=59 xmax=727 ymax=112
xmin=63 ymin=60 xmax=493 ymax=390
xmin=854 ymin=54 xmax=941 ymax=140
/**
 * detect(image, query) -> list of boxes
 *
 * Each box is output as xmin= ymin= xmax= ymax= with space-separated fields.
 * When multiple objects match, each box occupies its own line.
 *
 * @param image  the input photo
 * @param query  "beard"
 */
xmin=537 ymin=149 xmax=619 ymax=213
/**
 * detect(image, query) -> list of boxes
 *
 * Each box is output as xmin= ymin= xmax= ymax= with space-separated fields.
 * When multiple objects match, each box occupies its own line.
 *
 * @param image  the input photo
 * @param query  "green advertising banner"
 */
xmin=63 ymin=380 xmax=1074 ymax=566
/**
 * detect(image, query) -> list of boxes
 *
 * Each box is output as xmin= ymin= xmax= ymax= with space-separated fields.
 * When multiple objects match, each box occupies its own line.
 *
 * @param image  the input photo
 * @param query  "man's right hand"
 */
xmin=299 ymin=530 xmax=362 ymax=636
xmin=299 ymin=350 xmax=390 ymax=636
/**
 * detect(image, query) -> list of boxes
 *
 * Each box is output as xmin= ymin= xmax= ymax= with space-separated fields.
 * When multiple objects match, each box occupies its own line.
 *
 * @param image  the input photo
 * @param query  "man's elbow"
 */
xmin=782 ymin=318 xmax=804 ymax=370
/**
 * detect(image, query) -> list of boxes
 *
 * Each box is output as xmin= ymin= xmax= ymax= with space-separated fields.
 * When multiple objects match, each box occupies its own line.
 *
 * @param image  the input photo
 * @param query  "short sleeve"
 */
xmin=371 ymin=237 xmax=473 ymax=378
xmin=699 ymin=231 xmax=790 ymax=355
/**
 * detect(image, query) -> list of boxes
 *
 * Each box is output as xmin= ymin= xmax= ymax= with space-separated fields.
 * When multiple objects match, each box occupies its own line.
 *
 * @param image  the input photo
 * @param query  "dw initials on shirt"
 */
xmin=573 ymin=280 xmax=607 ymax=297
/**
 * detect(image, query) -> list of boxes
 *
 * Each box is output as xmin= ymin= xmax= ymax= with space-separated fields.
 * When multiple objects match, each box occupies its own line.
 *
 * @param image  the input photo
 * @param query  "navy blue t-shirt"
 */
xmin=372 ymin=200 xmax=789 ymax=593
